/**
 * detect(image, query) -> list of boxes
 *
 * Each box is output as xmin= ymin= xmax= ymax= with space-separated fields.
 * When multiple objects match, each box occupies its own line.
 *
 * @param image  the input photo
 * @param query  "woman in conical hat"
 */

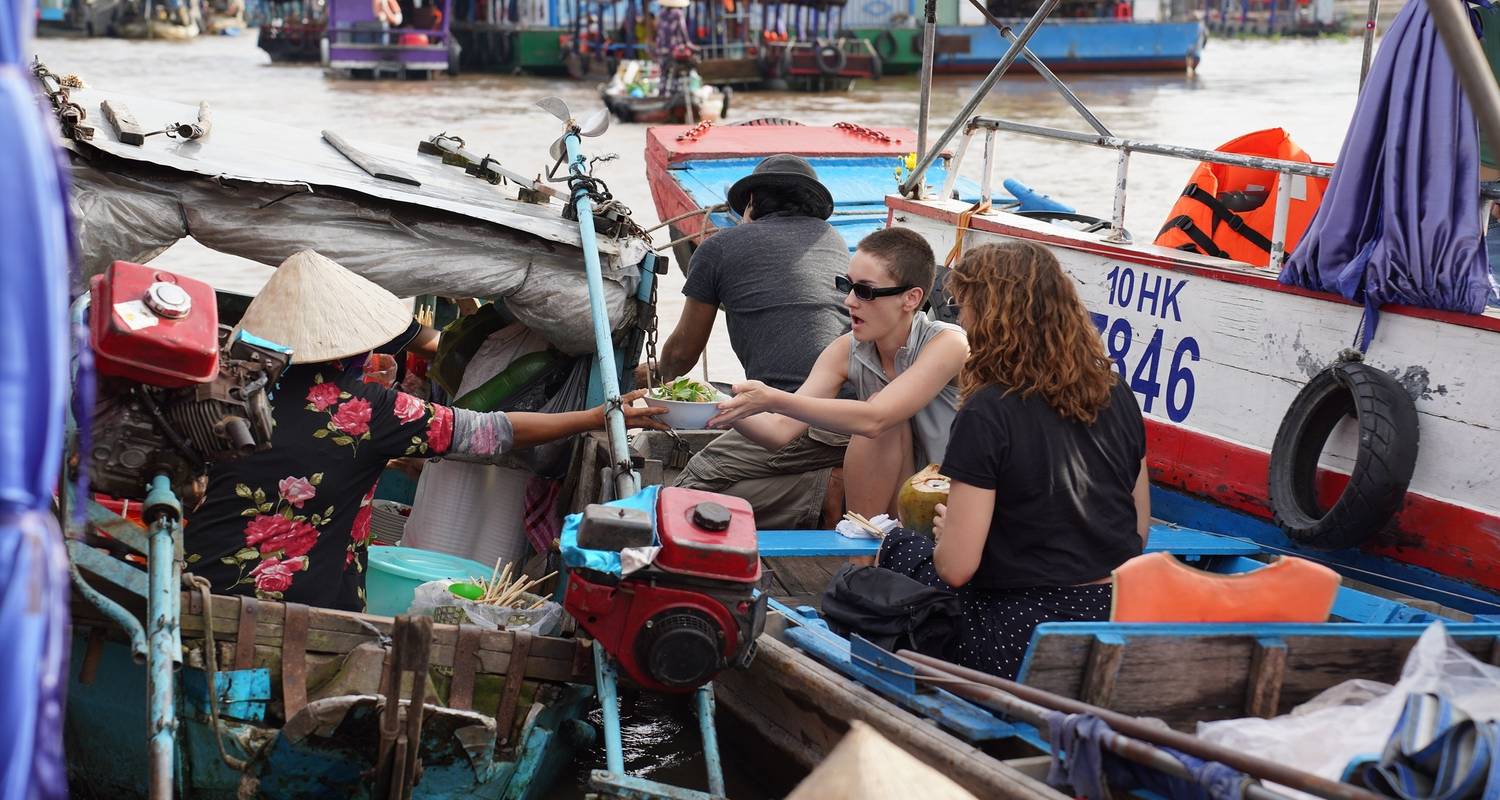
xmin=185 ymin=250 xmax=665 ymax=611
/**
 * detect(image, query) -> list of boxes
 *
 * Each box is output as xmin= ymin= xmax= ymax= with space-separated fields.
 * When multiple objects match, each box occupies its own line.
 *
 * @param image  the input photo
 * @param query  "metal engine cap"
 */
xmin=144 ymin=281 xmax=192 ymax=319
xmin=690 ymin=501 xmax=732 ymax=532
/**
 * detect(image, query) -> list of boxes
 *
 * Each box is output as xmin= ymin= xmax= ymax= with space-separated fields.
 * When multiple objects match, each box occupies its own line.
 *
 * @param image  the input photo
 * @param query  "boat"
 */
xmin=38 ymin=65 xmax=674 ymax=799
xmin=880 ymin=0 xmax=1500 ymax=617
xmin=601 ymin=59 xmax=731 ymax=124
xmin=257 ymin=0 xmax=325 ymax=62
xmin=642 ymin=118 xmax=1078 ymax=275
xmin=841 ymin=0 xmax=1207 ymax=74
xmin=323 ymin=0 xmax=460 ymax=78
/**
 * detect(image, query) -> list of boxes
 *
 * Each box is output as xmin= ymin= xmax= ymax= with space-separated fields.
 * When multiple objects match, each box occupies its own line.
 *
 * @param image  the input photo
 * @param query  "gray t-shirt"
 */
xmin=847 ymin=313 xmax=964 ymax=467
xmin=682 ymin=215 xmax=851 ymax=392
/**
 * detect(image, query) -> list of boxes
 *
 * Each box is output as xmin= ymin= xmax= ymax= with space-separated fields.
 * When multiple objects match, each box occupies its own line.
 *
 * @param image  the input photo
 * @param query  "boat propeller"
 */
xmin=536 ymin=96 xmax=609 ymax=164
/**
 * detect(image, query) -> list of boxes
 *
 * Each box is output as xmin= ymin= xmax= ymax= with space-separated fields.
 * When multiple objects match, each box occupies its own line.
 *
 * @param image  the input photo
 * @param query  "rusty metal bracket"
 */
xmin=493 ymin=629 xmax=534 ymax=754
xmin=281 ymin=603 xmax=310 ymax=722
xmin=233 ymin=597 xmax=258 ymax=671
xmin=446 ymin=625 xmax=483 ymax=711
xmin=374 ymin=615 xmax=433 ymax=800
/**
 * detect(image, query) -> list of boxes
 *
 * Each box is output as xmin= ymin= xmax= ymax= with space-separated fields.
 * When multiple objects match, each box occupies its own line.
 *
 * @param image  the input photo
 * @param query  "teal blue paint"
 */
xmin=781 ymin=620 xmax=1016 ymax=742
xmin=180 ymin=667 xmax=271 ymax=722
xmin=1150 ymin=485 xmax=1500 ymax=615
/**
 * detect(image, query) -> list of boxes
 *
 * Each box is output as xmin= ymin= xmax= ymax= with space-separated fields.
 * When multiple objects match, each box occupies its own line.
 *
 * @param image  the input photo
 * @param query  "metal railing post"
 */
xmin=1269 ymin=172 xmax=1294 ymax=270
xmin=979 ymin=128 xmax=997 ymax=208
xmin=900 ymin=0 xmax=1062 ymax=197
xmin=1109 ymin=149 xmax=1130 ymax=243
xmin=939 ymin=131 xmax=973 ymax=201
xmin=1358 ymin=0 xmax=1380 ymax=88
xmin=916 ymin=0 xmax=937 ymax=186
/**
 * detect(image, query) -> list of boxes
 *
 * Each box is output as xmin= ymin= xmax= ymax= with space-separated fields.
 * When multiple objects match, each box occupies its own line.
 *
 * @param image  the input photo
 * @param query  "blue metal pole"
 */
xmin=143 ymin=474 xmax=182 ymax=800
xmin=563 ymin=126 xmax=639 ymax=500
xmin=593 ymin=645 xmax=626 ymax=776
xmin=696 ymin=684 xmax=725 ymax=797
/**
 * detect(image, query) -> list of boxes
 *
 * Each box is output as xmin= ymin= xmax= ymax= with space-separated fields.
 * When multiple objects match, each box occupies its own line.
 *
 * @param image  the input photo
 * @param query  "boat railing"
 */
xmin=944 ymin=115 xmax=1333 ymax=270
xmin=906 ymin=0 xmax=1500 ymax=273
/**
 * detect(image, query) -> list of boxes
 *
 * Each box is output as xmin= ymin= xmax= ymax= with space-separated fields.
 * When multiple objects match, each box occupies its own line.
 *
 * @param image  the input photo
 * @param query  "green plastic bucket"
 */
xmin=365 ymin=546 xmax=495 ymax=617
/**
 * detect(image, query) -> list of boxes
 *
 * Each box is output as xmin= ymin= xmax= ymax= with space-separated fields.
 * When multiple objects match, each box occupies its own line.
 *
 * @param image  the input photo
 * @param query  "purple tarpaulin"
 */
xmin=1280 ymin=0 xmax=1491 ymax=347
xmin=1 ymin=0 xmax=75 ymax=796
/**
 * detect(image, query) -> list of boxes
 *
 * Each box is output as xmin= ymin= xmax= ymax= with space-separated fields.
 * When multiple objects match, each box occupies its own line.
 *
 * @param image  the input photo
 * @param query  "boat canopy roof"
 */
xmin=61 ymin=86 xmax=651 ymax=355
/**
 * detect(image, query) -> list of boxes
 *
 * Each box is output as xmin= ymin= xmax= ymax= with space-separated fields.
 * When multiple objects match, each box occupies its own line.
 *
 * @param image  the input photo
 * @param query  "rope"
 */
xmin=943 ymin=199 xmax=993 ymax=269
xmin=185 ymin=574 xmax=250 ymax=772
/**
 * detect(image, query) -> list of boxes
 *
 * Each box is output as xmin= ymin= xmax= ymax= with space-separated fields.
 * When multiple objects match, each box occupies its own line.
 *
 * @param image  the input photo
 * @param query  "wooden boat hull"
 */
xmin=893 ymin=199 xmax=1500 ymax=609
xmin=65 ymin=590 xmax=594 ymax=799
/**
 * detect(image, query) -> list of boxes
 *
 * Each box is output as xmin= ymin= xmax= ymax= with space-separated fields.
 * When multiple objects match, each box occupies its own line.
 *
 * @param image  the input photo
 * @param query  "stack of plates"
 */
xmin=370 ymin=500 xmax=411 ymax=546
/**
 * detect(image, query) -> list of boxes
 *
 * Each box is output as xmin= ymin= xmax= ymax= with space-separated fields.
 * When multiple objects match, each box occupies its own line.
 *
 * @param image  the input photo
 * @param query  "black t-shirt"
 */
xmin=940 ymin=377 xmax=1146 ymax=590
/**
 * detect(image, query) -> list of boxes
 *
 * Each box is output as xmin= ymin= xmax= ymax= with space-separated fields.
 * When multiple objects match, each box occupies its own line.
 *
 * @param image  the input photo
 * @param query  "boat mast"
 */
xmin=900 ymin=0 xmax=1061 ymax=197
xmin=916 ymin=0 xmax=936 ymax=192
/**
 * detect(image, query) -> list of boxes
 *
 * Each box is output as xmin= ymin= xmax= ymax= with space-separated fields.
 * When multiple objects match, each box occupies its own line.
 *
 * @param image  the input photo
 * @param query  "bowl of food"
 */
xmin=644 ymin=376 xmax=724 ymax=429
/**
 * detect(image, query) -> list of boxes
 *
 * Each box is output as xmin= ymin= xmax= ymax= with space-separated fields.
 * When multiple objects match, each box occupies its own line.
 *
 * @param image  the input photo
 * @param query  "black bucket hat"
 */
xmin=726 ymin=154 xmax=835 ymax=220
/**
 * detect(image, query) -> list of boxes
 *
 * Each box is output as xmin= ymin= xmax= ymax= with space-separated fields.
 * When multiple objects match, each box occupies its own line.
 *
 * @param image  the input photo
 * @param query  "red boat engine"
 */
xmin=565 ymin=487 xmax=768 ymax=693
xmin=86 ymin=261 xmax=290 ymax=500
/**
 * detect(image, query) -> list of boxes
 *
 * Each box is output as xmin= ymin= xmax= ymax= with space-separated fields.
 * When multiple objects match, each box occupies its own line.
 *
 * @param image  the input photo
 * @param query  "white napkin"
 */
xmin=834 ymin=513 xmax=899 ymax=540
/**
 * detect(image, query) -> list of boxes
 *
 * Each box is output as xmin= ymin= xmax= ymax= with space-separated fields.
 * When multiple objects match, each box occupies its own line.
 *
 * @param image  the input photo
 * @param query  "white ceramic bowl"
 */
xmin=644 ymin=394 xmax=723 ymax=430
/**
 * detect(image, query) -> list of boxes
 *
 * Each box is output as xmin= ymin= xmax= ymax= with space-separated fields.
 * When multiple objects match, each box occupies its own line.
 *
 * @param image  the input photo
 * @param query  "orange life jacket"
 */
xmin=1153 ymin=128 xmax=1328 ymax=268
xmin=1110 ymin=552 xmax=1341 ymax=623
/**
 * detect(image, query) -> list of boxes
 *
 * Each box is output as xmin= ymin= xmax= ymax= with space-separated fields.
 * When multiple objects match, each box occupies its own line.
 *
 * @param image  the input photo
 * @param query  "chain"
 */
xmin=676 ymin=119 xmax=715 ymax=142
xmin=31 ymin=58 xmax=93 ymax=141
xmin=834 ymin=121 xmax=897 ymax=144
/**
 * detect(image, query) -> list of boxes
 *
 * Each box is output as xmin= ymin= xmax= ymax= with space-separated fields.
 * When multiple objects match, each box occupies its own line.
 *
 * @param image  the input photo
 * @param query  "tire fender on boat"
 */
xmin=874 ymin=29 xmax=898 ymax=59
xmin=1267 ymin=358 xmax=1420 ymax=551
xmin=719 ymin=85 xmax=732 ymax=120
xmin=815 ymin=40 xmax=846 ymax=75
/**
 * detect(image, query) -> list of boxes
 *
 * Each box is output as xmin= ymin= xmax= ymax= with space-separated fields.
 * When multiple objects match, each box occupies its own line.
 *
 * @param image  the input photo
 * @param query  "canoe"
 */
xmin=601 ymin=59 xmax=729 ymax=125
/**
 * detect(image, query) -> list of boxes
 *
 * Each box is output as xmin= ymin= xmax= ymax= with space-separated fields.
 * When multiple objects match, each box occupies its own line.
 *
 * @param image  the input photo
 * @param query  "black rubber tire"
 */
xmin=815 ymin=40 xmax=847 ymax=75
xmin=732 ymin=117 xmax=804 ymax=126
xmin=719 ymin=85 xmax=732 ymax=120
xmin=1267 ymin=360 xmax=1420 ymax=551
xmin=874 ymin=29 xmax=898 ymax=59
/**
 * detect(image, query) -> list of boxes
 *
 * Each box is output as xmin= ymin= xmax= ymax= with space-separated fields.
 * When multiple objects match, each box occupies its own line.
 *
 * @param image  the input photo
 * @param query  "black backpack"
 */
xmin=819 ymin=564 xmax=962 ymax=659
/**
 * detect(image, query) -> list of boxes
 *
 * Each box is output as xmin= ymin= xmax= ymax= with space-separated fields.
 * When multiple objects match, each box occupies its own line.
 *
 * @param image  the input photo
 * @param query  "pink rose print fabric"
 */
xmin=186 ymin=363 xmax=495 ymax=610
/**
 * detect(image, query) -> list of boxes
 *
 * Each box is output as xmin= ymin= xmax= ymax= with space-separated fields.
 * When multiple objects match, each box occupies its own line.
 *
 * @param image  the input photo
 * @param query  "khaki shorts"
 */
xmin=674 ymin=428 xmax=849 ymax=530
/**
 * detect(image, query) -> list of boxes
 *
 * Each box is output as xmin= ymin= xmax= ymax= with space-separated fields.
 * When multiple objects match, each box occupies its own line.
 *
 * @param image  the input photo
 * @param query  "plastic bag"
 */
xmin=1197 ymin=622 xmax=1500 ymax=798
xmin=407 ymin=579 xmax=564 ymax=636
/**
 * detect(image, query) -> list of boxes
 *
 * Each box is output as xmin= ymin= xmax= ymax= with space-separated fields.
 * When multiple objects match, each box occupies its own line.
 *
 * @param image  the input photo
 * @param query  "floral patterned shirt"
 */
xmin=185 ymin=363 xmax=494 ymax=611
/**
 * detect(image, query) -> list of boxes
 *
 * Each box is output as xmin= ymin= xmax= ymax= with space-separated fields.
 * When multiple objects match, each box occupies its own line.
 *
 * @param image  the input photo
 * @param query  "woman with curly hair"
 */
xmin=878 ymin=240 xmax=1150 ymax=679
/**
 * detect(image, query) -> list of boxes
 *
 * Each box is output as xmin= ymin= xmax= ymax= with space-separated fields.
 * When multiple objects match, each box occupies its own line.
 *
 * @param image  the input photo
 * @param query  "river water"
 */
xmin=35 ymin=32 xmax=1365 ymax=384
xmin=33 ymin=31 xmax=1366 ymax=797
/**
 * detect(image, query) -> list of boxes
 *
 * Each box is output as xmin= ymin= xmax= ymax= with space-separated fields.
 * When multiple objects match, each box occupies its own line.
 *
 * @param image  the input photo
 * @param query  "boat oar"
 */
xmin=896 ymin=650 xmax=1383 ymax=800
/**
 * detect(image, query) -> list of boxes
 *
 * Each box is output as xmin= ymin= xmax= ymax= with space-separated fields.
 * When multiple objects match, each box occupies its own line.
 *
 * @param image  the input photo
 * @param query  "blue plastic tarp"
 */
xmin=559 ymin=485 xmax=660 ymax=578
xmin=1 ymin=0 xmax=76 ymax=796
xmin=1280 ymin=0 xmax=1491 ymax=345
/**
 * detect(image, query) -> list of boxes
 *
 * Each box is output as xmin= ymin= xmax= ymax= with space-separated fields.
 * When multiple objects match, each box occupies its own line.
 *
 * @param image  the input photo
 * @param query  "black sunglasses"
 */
xmin=836 ymin=274 xmax=913 ymax=301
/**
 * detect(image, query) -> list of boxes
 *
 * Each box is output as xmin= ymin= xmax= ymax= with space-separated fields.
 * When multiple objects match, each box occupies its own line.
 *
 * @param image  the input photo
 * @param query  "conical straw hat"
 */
xmin=237 ymin=250 xmax=412 ymax=365
xmin=787 ymin=721 xmax=979 ymax=800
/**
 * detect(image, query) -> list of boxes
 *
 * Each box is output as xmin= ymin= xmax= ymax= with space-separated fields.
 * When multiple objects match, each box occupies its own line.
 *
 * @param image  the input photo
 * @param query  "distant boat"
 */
xmin=846 ymin=0 xmax=1208 ymax=73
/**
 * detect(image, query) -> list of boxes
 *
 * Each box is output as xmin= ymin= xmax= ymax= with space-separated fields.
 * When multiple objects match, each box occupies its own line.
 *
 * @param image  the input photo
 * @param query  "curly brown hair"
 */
xmin=947 ymin=241 xmax=1117 ymax=424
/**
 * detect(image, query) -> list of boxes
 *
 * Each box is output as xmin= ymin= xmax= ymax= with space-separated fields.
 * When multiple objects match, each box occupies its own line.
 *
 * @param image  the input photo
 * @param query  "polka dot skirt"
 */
xmin=878 ymin=529 xmax=1113 ymax=680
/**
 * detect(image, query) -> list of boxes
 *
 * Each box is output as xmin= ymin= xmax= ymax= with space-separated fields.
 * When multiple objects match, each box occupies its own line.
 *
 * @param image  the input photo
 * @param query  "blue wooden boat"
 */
xmin=645 ymin=119 xmax=1077 ymax=276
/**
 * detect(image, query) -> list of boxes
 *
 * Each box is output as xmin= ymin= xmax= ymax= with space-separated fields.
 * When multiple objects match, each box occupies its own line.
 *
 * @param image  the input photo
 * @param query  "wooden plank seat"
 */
xmin=1015 ymin=622 xmax=1500 ymax=730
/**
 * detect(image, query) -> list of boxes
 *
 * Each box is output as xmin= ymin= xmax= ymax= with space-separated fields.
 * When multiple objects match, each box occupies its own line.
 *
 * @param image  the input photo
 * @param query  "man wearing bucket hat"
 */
xmin=185 ymin=250 xmax=665 ymax=611
xmin=638 ymin=154 xmax=853 ymax=530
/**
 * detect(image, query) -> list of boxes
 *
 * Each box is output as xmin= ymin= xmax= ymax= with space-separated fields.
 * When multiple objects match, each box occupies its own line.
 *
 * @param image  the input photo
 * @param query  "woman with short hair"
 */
xmin=878 ymin=240 xmax=1150 ymax=679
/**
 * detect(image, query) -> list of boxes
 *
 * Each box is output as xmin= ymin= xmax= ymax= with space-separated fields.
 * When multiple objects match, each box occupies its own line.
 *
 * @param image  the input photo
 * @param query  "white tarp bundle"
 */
xmin=63 ymin=87 xmax=651 ymax=355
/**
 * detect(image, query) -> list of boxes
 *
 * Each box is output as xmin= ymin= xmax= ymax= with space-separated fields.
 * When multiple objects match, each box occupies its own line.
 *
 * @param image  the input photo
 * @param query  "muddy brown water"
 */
xmin=33 ymin=30 xmax=1367 ymax=797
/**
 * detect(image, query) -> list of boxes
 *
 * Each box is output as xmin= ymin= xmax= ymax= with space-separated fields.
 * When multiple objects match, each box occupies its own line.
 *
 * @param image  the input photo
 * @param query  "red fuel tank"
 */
xmin=654 ymin=486 xmax=761 ymax=584
xmin=89 ymin=261 xmax=219 ymax=388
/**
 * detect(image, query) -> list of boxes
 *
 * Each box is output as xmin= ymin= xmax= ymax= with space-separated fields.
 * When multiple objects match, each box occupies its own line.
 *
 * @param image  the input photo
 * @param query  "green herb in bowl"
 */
xmin=649 ymin=376 xmax=718 ymax=403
